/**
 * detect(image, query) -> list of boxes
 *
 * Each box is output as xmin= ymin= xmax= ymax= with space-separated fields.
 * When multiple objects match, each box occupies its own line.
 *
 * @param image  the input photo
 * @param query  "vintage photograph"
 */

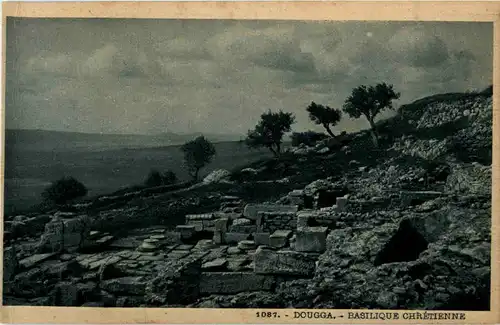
xmin=3 ymin=17 xmax=493 ymax=311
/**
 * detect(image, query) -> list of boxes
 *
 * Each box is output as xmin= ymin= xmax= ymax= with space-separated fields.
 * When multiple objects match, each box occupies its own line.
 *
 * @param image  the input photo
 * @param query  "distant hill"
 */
xmin=4 ymin=129 xmax=242 ymax=152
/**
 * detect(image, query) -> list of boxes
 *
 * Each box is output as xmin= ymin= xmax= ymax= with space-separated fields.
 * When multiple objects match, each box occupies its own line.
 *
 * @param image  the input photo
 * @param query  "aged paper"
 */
xmin=1 ymin=1 xmax=499 ymax=324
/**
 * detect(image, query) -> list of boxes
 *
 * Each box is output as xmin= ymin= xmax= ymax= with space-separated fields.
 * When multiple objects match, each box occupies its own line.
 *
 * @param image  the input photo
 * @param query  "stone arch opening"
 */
xmin=374 ymin=219 xmax=429 ymax=266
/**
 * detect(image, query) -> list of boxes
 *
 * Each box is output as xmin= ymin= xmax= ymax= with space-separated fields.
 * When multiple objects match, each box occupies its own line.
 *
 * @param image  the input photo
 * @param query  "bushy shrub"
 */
xmin=291 ymin=131 xmax=328 ymax=147
xmin=41 ymin=176 xmax=88 ymax=204
xmin=145 ymin=169 xmax=178 ymax=187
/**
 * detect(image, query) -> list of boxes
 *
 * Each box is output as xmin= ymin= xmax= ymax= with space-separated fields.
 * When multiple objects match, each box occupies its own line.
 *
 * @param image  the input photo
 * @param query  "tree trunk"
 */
xmin=323 ymin=124 xmax=336 ymax=138
xmin=276 ymin=142 xmax=281 ymax=156
xmin=194 ymin=168 xmax=200 ymax=181
xmin=268 ymin=146 xmax=277 ymax=157
xmin=367 ymin=117 xmax=379 ymax=147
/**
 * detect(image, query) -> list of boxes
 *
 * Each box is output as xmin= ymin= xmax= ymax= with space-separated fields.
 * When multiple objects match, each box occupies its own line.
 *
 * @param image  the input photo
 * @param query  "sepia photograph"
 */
xmin=0 ymin=2 xmax=497 ymax=323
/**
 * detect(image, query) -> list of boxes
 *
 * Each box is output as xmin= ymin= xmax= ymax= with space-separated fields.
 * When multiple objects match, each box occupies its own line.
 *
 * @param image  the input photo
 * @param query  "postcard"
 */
xmin=1 ymin=1 xmax=499 ymax=324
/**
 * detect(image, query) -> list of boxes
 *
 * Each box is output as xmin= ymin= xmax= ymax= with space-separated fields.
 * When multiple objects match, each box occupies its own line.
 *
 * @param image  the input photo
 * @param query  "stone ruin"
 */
xmin=170 ymin=192 xmax=351 ymax=297
xmin=4 ymin=184 xmax=459 ymax=307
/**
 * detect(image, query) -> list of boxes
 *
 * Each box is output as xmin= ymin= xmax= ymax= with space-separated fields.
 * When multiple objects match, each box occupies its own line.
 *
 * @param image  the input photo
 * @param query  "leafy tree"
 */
xmin=306 ymin=102 xmax=342 ymax=138
xmin=42 ymin=176 xmax=88 ymax=205
xmin=180 ymin=136 xmax=216 ymax=181
xmin=291 ymin=131 xmax=328 ymax=147
xmin=343 ymin=82 xmax=400 ymax=147
xmin=162 ymin=170 xmax=177 ymax=184
xmin=245 ymin=110 xmax=295 ymax=156
xmin=144 ymin=169 xmax=178 ymax=187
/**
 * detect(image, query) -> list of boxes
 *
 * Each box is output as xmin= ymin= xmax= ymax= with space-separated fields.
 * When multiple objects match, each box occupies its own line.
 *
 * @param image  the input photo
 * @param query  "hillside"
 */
xmin=3 ymin=90 xmax=493 ymax=309
xmin=3 ymin=133 xmax=269 ymax=215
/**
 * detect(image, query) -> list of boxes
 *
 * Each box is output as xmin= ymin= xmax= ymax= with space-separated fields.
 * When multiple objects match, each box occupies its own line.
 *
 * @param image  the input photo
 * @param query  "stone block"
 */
xmin=297 ymin=215 xmax=309 ymax=229
xmin=3 ymin=247 xmax=18 ymax=282
xmin=214 ymin=212 xmax=241 ymax=220
xmin=213 ymin=231 xmax=224 ymax=245
xmin=229 ymin=224 xmax=257 ymax=234
xmin=138 ymin=241 xmax=158 ymax=252
xmin=225 ymin=232 xmax=250 ymax=244
xmin=186 ymin=220 xmax=204 ymax=232
xmin=63 ymin=233 xmax=83 ymax=249
xmin=101 ymin=276 xmax=146 ymax=295
xmin=295 ymin=227 xmax=328 ymax=252
xmin=63 ymin=217 xmax=87 ymax=233
xmin=176 ymin=225 xmax=196 ymax=240
xmin=269 ymin=230 xmax=292 ymax=248
xmin=227 ymin=257 xmax=249 ymax=271
xmin=221 ymin=195 xmax=240 ymax=202
xmin=227 ymin=246 xmax=243 ymax=255
xmin=254 ymin=232 xmax=271 ymax=246
xmin=290 ymin=190 xmax=304 ymax=197
xmin=202 ymin=219 xmax=216 ymax=230
xmin=54 ymin=282 xmax=79 ymax=306
xmin=19 ymin=253 xmax=56 ymax=269
xmin=400 ymin=191 xmax=443 ymax=206
xmin=336 ymin=196 xmax=348 ymax=211
xmin=254 ymin=247 xmax=318 ymax=277
xmin=243 ymin=204 xmax=299 ymax=221
xmin=176 ymin=244 xmax=194 ymax=251
xmin=214 ymin=218 xmax=229 ymax=232
xmin=237 ymin=240 xmax=256 ymax=251
xmin=199 ymin=272 xmax=275 ymax=294
xmin=228 ymin=218 xmax=256 ymax=233
xmin=202 ymin=258 xmax=228 ymax=271
xmin=96 ymin=235 xmax=115 ymax=246
xmin=194 ymin=239 xmax=215 ymax=251
xmin=288 ymin=190 xmax=305 ymax=205
xmin=167 ymin=250 xmax=190 ymax=260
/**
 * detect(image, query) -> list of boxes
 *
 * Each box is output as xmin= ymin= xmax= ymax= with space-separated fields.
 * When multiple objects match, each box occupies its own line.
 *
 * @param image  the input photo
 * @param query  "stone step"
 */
xmin=243 ymin=204 xmax=299 ymax=221
xmin=237 ymin=240 xmax=256 ymax=251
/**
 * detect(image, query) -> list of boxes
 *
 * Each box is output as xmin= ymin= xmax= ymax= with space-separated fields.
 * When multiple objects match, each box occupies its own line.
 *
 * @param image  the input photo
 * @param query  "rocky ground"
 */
xmin=3 ymin=91 xmax=492 ymax=310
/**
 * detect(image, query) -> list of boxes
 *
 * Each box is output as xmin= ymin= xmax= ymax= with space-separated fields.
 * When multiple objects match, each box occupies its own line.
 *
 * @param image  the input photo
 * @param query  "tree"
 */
xmin=306 ymin=101 xmax=342 ymax=138
xmin=144 ymin=169 xmax=178 ymax=187
xmin=343 ymin=82 xmax=400 ymax=147
xmin=42 ymin=176 xmax=88 ymax=205
xmin=245 ymin=110 xmax=295 ymax=156
xmin=180 ymin=136 xmax=216 ymax=181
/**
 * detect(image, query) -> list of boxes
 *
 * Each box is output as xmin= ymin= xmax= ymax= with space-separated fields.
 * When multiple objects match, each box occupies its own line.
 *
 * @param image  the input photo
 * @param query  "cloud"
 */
xmin=387 ymin=26 xmax=450 ymax=68
xmin=5 ymin=19 xmax=493 ymax=136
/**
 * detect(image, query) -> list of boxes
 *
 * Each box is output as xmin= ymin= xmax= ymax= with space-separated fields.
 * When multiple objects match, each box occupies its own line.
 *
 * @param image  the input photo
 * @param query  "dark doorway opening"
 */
xmin=316 ymin=190 xmax=338 ymax=208
xmin=374 ymin=219 xmax=429 ymax=266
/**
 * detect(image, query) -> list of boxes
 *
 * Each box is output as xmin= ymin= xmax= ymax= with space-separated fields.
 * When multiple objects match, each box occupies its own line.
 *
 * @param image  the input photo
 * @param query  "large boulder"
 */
xmin=203 ymin=169 xmax=231 ymax=184
xmin=445 ymin=163 xmax=491 ymax=196
xmin=37 ymin=215 xmax=91 ymax=253
xmin=145 ymin=252 xmax=208 ymax=306
xmin=310 ymin=204 xmax=491 ymax=310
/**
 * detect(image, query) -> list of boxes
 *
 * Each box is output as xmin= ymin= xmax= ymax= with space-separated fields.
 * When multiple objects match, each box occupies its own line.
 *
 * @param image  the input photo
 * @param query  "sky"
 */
xmin=5 ymin=18 xmax=493 ymax=136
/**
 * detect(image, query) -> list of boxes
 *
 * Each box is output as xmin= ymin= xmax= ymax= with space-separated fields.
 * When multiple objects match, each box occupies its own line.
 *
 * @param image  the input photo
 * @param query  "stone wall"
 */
xmin=257 ymin=212 xmax=297 ymax=233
